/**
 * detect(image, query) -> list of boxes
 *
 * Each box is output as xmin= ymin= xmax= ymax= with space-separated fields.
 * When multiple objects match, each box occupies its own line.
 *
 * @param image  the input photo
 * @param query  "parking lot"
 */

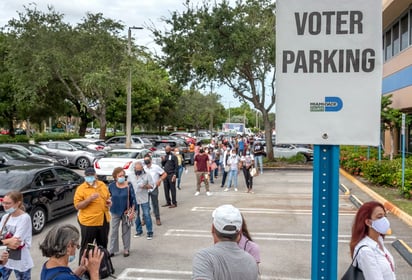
xmin=24 ymin=165 xmax=412 ymax=279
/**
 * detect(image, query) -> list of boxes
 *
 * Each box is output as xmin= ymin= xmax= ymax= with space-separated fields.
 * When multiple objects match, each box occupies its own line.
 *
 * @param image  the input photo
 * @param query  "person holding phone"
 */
xmin=74 ymin=167 xmax=112 ymax=263
xmin=40 ymin=224 xmax=103 ymax=280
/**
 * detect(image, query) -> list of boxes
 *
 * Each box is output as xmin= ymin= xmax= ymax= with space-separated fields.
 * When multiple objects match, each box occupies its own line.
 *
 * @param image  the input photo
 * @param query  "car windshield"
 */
xmin=0 ymin=170 xmax=30 ymax=193
xmin=28 ymin=145 xmax=48 ymax=155
xmin=0 ymin=149 xmax=28 ymax=160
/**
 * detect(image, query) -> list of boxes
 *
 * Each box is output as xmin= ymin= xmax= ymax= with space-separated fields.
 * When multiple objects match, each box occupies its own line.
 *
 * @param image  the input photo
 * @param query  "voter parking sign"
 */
xmin=276 ymin=0 xmax=382 ymax=146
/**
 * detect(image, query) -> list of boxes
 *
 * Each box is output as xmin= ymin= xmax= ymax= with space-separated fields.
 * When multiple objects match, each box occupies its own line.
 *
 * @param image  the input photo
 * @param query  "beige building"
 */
xmin=382 ymin=0 xmax=412 ymax=154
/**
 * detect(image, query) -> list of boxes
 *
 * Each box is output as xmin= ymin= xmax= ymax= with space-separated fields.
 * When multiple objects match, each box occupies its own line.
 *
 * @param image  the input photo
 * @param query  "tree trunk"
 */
xmin=262 ymin=111 xmax=274 ymax=160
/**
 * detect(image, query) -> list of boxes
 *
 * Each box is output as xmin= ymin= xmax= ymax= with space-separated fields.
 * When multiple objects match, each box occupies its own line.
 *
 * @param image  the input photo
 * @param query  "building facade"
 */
xmin=382 ymin=0 xmax=412 ymax=154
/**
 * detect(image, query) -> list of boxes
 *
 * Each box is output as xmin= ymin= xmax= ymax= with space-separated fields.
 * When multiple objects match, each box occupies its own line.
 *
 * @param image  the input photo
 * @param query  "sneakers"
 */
xmin=224 ymin=188 xmax=229 ymax=192
xmin=206 ymin=191 xmax=212 ymax=196
xmin=234 ymin=188 xmax=238 ymax=192
xmin=147 ymin=234 xmax=153 ymax=240
xmin=134 ymin=232 xmax=143 ymax=238
xmin=194 ymin=191 xmax=200 ymax=196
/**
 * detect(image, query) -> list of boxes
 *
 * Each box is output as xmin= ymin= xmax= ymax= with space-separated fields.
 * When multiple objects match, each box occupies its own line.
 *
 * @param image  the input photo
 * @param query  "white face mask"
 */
xmin=371 ymin=217 xmax=390 ymax=234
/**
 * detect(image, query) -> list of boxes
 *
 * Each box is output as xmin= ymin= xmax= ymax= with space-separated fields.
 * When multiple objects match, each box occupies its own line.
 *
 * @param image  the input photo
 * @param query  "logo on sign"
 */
xmin=310 ymin=97 xmax=343 ymax=112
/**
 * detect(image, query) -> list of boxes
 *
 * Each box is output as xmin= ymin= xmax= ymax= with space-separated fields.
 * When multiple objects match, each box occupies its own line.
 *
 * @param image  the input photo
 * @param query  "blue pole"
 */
xmin=311 ymin=145 xmax=340 ymax=280
xmin=402 ymin=116 xmax=406 ymax=192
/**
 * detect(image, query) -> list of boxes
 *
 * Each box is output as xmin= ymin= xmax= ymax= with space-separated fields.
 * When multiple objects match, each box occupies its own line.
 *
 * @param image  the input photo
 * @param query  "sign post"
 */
xmin=276 ymin=0 xmax=382 ymax=278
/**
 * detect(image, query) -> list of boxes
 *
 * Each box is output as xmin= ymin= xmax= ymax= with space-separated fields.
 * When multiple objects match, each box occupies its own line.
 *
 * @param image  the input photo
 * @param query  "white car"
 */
xmin=84 ymin=131 xmax=101 ymax=139
xmin=93 ymin=149 xmax=161 ymax=183
xmin=273 ymin=144 xmax=313 ymax=162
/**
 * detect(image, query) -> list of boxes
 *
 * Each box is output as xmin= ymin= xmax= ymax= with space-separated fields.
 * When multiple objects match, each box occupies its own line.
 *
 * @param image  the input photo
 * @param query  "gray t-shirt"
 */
xmin=128 ymin=171 xmax=154 ymax=204
xmin=192 ymin=241 xmax=258 ymax=280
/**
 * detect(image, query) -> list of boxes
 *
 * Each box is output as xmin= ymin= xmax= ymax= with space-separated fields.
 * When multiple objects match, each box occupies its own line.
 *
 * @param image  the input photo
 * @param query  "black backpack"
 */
xmin=98 ymin=245 xmax=115 ymax=279
xmin=83 ymin=245 xmax=115 ymax=279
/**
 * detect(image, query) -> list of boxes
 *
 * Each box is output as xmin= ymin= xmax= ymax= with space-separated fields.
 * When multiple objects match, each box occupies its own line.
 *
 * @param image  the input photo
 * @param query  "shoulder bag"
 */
xmin=341 ymin=245 xmax=367 ymax=280
xmin=124 ymin=184 xmax=136 ymax=227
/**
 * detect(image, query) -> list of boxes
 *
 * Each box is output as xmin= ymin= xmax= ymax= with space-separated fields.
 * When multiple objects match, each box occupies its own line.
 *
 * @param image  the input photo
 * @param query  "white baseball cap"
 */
xmin=212 ymin=204 xmax=242 ymax=234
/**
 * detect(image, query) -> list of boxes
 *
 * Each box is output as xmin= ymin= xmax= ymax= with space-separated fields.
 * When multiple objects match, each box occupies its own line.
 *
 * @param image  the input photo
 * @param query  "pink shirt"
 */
xmin=238 ymin=234 xmax=261 ymax=263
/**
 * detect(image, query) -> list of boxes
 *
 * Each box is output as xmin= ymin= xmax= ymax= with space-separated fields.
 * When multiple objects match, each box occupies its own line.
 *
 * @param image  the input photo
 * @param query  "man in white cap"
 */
xmin=192 ymin=204 xmax=258 ymax=280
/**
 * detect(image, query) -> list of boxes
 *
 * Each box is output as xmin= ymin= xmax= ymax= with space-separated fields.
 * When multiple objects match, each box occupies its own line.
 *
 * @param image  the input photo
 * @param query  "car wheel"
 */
xmin=31 ymin=207 xmax=46 ymax=234
xmin=76 ymin=157 xmax=90 ymax=169
xmin=298 ymin=153 xmax=308 ymax=163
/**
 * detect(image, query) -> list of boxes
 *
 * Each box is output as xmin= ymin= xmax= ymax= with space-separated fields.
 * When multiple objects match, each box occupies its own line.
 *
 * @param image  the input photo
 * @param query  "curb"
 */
xmin=339 ymin=168 xmax=412 ymax=266
xmin=339 ymin=168 xmax=412 ymax=227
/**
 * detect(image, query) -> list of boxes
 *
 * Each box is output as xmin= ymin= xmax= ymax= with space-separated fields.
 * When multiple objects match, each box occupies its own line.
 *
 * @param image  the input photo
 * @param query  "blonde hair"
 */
xmin=5 ymin=191 xmax=25 ymax=211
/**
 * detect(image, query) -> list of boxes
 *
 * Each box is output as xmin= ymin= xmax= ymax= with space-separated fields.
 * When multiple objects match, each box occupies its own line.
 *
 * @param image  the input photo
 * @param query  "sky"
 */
xmin=0 ymin=0 xmax=245 ymax=109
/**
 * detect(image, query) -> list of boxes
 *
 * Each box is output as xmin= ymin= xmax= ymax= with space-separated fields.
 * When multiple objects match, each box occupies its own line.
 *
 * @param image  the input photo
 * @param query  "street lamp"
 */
xmin=126 ymin=26 xmax=143 ymax=148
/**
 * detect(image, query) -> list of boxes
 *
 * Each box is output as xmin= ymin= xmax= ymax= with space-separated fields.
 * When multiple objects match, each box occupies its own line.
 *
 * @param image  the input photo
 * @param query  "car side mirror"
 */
xmin=0 ymin=157 xmax=5 ymax=165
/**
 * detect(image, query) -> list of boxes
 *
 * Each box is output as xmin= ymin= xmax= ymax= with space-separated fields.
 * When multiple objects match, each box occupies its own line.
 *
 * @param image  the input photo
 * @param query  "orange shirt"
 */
xmin=74 ymin=180 xmax=111 ymax=226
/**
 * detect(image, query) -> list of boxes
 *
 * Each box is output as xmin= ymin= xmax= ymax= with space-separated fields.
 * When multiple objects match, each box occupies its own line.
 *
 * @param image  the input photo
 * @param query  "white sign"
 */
xmin=276 ymin=0 xmax=382 ymax=145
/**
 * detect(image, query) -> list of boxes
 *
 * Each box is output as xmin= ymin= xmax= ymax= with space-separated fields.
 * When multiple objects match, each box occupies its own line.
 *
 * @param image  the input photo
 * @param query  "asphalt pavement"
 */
xmin=25 ymin=165 xmax=412 ymax=280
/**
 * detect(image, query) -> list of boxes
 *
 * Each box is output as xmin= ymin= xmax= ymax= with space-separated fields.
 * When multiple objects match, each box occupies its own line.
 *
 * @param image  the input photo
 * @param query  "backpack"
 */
xmin=83 ymin=245 xmax=115 ymax=279
xmin=98 ymin=245 xmax=115 ymax=279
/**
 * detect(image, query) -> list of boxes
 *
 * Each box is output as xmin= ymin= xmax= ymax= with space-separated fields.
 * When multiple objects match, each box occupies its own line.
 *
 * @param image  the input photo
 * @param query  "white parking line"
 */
xmin=191 ymin=206 xmax=357 ymax=216
xmin=116 ymin=268 xmax=309 ymax=280
xmin=164 ymin=229 xmax=397 ymax=243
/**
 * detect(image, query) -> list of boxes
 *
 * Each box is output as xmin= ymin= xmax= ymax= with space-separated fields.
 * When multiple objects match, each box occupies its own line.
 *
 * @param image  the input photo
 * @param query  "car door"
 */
xmin=54 ymin=167 xmax=83 ymax=212
xmin=31 ymin=169 xmax=66 ymax=219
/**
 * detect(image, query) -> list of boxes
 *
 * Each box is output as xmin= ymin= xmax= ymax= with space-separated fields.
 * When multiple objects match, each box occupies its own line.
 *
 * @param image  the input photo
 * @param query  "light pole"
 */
xmin=126 ymin=26 xmax=143 ymax=148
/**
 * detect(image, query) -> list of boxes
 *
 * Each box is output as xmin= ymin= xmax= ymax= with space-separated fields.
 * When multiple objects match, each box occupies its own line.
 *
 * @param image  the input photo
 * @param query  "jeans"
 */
xmin=242 ymin=166 xmax=253 ymax=189
xmin=1 ymin=267 xmax=31 ymax=280
xmin=226 ymin=169 xmax=238 ymax=188
xmin=177 ymin=165 xmax=184 ymax=188
xmin=109 ymin=212 xmax=131 ymax=254
xmin=148 ymin=188 xmax=160 ymax=219
xmin=221 ymin=169 xmax=228 ymax=187
xmin=135 ymin=202 xmax=153 ymax=235
xmin=214 ymin=160 xmax=220 ymax=177
xmin=255 ymin=155 xmax=263 ymax=174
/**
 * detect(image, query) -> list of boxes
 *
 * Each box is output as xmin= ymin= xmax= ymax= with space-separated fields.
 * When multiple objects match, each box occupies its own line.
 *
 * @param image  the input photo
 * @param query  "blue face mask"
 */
xmin=5 ymin=207 xmax=16 ymax=214
xmin=117 ymin=177 xmax=125 ymax=183
xmin=69 ymin=255 xmax=76 ymax=263
xmin=85 ymin=176 xmax=95 ymax=184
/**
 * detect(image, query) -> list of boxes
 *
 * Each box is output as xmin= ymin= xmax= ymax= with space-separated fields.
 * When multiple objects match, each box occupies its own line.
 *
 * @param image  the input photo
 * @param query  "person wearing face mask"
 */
xmin=348 ymin=201 xmax=396 ymax=280
xmin=0 ymin=191 xmax=33 ymax=279
xmin=161 ymin=145 xmax=179 ymax=208
xmin=108 ymin=167 xmax=136 ymax=257
xmin=174 ymin=147 xmax=186 ymax=190
xmin=74 ymin=167 xmax=112 ymax=264
xmin=129 ymin=162 xmax=155 ymax=240
xmin=142 ymin=155 xmax=167 ymax=226
xmin=224 ymin=149 xmax=241 ymax=192
xmin=40 ymin=224 xmax=103 ymax=280
xmin=194 ymin=148 xmax=212 ymax=196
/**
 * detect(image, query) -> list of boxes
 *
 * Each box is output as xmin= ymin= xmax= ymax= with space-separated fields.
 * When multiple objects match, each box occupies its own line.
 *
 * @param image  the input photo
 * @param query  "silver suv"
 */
xmin=39 ymin=141 xmax=102 ymax=169
xmin=105 ymin=136 xmax=153 ymax=150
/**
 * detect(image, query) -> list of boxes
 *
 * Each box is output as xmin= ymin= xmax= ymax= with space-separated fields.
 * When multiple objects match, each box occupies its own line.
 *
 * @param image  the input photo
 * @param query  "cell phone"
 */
xmin=86 ymin=243 xmax=95 ymax=256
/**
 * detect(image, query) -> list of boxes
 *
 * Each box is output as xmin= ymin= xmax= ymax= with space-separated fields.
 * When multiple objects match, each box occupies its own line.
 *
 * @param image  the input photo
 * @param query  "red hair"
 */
xmin=349 ymin=201 xmax=385 ymax=257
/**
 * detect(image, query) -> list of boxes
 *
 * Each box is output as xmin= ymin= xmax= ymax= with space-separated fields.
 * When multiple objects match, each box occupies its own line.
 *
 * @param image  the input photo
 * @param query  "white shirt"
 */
xmin=0 ymin=213 xmax=34 ymax=272
xmin=144 ymin=163 xmax=165 ymax=192
xmin=355 ymin=236 xmax=396 ymax=280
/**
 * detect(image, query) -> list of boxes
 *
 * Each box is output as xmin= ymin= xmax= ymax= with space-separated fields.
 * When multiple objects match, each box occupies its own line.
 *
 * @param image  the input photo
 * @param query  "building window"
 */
xmin=400 ymin=14 xmax=409 ymax=51
xmin=393 ymin=22 xmax=400 ymax=56
xmin=385 ymin=29 xmax=392 ymax=60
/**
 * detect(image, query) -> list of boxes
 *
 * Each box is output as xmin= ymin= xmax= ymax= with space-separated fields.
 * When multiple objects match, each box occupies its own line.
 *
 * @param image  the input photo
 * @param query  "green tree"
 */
xmin=152 ymin=0 xmax=276 ymax=159
xmin=381 ymin=94 xmax=412 ymax=160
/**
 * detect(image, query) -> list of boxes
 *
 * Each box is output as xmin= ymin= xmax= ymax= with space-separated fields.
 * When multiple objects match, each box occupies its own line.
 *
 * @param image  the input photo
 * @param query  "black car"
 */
xmin=0 ymin=144 xmax=68 ymax=166
xmin=0 ymin=165 xmax=84 ymax=234
xmin=153 ymin=139 xmax=191 ymax=163
xmin=13 ymin=143 xmax=70 ymax=166
xmin=0 ymin=147 xmax=53 ymax=167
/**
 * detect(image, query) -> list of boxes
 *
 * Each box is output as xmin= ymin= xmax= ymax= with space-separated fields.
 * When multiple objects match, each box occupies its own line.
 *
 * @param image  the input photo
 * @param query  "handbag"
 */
xmin=124 ymin=185 xmax=136 ymax=227
xmin=210 ymin=162 xmax=217 ymax=170
xmin=341 ymin=245 xmax=367 ymax=280
xmin=250 ymin=167 xmax=257 ymax=177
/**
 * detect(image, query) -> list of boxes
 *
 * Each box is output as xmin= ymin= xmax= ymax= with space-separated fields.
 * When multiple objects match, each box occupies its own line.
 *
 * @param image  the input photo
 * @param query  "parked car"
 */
xmin=93 ymin=148 xmax=160 ymax=183
xmin=69 ymin=138 xmax=110 ymax=152
xmin=0 ymin=147 xmax=54 ymax=167
xmin=273 ymin=144 xmax=314 ymax=162
xmin=152 ymin=139 xmax=191 ymax=163
xmin=0 ymin=164 xmax=84 ymax=234
xmin=12 ymin=143 xmax=70 ymax=166
xmin=38 ymin=141 xmax=102 ymax=169
xmin=84 ymin=131 xmax=101 ymax=139
xmin=0 ymin=144 xmax=64 ymax=166
xmin=105 ymin=136 xmax=153 ymax=150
